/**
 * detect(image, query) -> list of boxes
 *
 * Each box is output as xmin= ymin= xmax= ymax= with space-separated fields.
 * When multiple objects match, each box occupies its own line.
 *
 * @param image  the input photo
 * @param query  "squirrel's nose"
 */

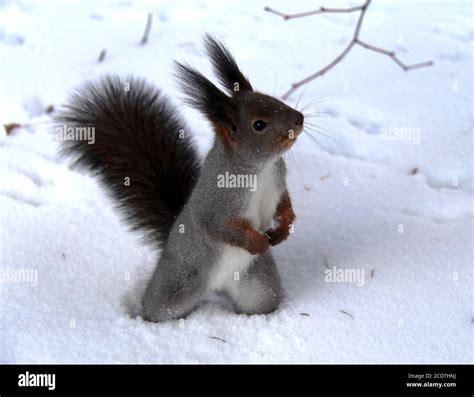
xmin=294 ymin=113 xmax=304 ymax=126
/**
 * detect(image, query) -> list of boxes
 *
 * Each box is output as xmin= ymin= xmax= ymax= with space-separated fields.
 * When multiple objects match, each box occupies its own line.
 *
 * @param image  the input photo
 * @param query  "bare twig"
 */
xmin=264 ymin=4 xmax=365 ymax=20
xmin=98 ymin=49 xmax=106 ymax=62
xmin=265 ymin=0 xmax=433 ymax=99
xmin=140 ymin=13 xmax=153 ymax=46
xmin=209 ymin=336 xmax=227 ymax=343
xmin=339 ymin=309 xmax=354 ymax=319
xmin=3 ymin=120 xmax=53 ymax=135
xmin=323 ymin=258 xmax=330 ymax=269
xmin=320 ymin=173 xmax=330 ymax=180
xmin=4 ymin=122 xmax=21 ymax=135
xmin=355 ymin=39 xmax=433 ymax=71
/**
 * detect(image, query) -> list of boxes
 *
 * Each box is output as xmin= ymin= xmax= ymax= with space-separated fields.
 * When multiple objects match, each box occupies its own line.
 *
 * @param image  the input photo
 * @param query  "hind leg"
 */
xmin=141 ymin=256 xmax=206 ymax=322
xmin=224 ymin=252 xmax=284 ymax=315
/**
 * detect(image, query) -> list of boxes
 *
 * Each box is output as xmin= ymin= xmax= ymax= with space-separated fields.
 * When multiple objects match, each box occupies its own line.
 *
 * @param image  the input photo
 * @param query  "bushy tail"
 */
xmin=57 ymin=75 xmax=200 ymax=246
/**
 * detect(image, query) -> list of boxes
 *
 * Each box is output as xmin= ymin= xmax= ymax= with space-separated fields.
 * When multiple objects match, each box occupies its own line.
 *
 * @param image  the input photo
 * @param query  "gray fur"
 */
xmin=58 ymin=34 xmax=303 ymax=322
xmin=142 ymin=139 xmax=288 ymax=321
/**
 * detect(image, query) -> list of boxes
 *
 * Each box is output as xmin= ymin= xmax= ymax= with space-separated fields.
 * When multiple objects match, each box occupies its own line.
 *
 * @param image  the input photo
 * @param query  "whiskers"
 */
xmin=304 ymin=111 xmax=331 ymax=119
xmin=293 ymin=93 xmax=344 ymax=149
xmin=280 ymin=92 xmax=343 ymax=164
xmin=282 ymin=145 xmax=298 ymax=170
xmin=274 ymin=126 xmax=299 ymax=170
xmin=304 ymin=122 xmax=342 ymax=144
xmin=299 ymin=93 xmax=337 ymax=113
xmin=303 ymin=125 xmax=343 ymax=149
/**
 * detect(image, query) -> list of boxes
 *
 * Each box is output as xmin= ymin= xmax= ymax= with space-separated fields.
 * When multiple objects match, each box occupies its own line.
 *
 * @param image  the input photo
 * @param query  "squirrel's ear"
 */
xmin=175 ymin=61 xmax=238 ymax=147
xmin=204 ymin=34 xmax=253 ymax=96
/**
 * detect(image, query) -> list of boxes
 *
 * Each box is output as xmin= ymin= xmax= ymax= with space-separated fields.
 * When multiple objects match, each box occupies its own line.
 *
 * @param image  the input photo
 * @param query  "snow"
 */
xmin=0 ymin=0 xmax=472 ymax=363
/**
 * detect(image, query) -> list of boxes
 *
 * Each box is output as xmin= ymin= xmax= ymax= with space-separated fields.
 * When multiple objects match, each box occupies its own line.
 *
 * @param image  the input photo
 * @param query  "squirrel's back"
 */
xmin=57 ymin=75 xmax=200 ymax=245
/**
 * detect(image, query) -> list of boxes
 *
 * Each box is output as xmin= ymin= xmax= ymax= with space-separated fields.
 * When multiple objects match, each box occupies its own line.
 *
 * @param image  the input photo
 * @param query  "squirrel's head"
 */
xmin=175 ymin=34 xmax=304 ymax=165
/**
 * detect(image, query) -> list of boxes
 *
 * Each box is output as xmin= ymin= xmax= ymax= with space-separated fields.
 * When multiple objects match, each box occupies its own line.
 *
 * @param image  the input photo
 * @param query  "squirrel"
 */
xmin=57 ymin=34 xmax=304 ymax=322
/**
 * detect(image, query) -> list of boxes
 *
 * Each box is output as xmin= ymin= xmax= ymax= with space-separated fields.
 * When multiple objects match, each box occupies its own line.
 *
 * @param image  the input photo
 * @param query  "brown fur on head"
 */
xmin=175 ymin=34 xmax=304 ymax=165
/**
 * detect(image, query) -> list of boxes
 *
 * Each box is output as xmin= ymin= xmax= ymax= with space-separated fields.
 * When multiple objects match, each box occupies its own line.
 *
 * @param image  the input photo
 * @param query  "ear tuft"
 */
xmin=203 ymin=34 xmax=253 ymax=96
xmin=174 ymin=61 xmax=237 ymax=132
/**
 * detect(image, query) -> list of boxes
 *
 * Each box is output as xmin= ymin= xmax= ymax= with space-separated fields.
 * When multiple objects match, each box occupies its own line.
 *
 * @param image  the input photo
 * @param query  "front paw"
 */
xmin=265 ymin=225 xmax=290 ymax=246
xmin=246 ymin=233 xmax=270 ymax=255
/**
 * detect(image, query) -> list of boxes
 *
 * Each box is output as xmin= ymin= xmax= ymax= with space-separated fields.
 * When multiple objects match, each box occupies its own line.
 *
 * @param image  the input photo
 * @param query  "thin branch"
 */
xmin=291 ymin=41 xmax=354 ymax=90
xmin=97 ymin=49 xmax=106 ymax=62
xmin=4 ymin=122 xmax=22 ymax=135
xmin=339 ymin=309 xmax=354 ymax=319
xmin=209 ymin=336 xmax=227 ymax=343
xmin=356 ymin=39 xmax=433 ymax=71
xmin=139 ymin=13 xmax=153 ymax=46
xmin=264 ymin=4 xmax=365 ymax=20
xmin=265 ymin=0 xmax=433 ymax=99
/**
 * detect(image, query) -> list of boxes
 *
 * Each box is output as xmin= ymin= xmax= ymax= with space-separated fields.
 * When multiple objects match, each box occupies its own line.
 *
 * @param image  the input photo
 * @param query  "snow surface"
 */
xmin=0 ymin=0 xmax=472 ymax=363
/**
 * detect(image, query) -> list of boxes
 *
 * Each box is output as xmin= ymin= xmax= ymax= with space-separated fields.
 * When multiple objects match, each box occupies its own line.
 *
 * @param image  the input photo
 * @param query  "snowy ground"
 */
xmin=0 ymin=0 xmax=472 ymax=363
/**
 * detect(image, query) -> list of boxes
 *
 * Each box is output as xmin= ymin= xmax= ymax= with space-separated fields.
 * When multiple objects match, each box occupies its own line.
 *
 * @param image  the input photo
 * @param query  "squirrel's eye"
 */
xmin=253 ymin=120 xmax=267 ymax=131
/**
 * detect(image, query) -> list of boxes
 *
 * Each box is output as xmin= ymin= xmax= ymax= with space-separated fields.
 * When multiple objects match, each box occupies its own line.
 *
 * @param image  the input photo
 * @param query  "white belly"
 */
xmin=244 ymin=159 xmax=281 ymax=231
xmin=208 ymin=160 xmax=281 ymax=291
xmin=208 ymin=244 xmax=253 ymax=291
